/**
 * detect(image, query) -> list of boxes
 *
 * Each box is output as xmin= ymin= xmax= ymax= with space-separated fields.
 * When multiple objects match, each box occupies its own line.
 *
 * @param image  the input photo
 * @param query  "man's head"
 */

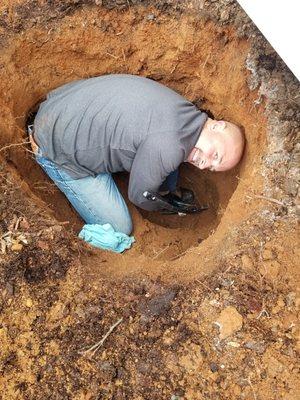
xmin=187 ymin=118 xmax=245 ymax=172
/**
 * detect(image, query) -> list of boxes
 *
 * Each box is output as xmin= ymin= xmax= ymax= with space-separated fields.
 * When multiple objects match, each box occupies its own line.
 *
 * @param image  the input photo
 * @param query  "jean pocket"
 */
xmin=38 ymin=159 xmax=75 ymax=186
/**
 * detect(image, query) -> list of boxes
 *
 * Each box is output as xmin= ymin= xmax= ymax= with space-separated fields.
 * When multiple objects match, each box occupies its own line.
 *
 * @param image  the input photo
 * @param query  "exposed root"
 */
xmin=79 ymin=317 xmax=123 ymax=357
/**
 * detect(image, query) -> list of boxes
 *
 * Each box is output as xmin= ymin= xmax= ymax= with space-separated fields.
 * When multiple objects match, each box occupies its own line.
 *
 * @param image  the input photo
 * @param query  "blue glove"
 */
xmin=78 ymin=223 xmax=135 ymax=253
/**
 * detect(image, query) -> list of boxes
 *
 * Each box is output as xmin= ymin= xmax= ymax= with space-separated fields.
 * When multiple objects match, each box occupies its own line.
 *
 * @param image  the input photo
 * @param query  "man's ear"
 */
xmin=211 ymin=120 xmax=226 ymax=132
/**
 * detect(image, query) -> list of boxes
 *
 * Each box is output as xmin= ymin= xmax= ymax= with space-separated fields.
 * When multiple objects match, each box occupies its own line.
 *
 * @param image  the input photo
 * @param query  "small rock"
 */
xmin=272 ymin=296 xmax=285 ymax=314
xmin=286 ymin=292 xmax=296 ymax=307
xmin=51 ymin=224 xmax=63 ymax=232
xmin=48 ymin=301 xmax=66 ymax=320
xmin=209 ymin=362 xmax=218 ymax=372
xmin=138 ymin=287 xmax=178 ymax=319
xmin=259 ymin=260 xmax=280 ymax=279
xmin=37 ymin=240 xmax=49 ymax=251
xmin=26 ymin=298 xmax=33 ymax=308
xmin=136 ymin=361 xmax=150 ymax=374
xmin=263 ymin=354 xmax=284 ymax=378
xmin=219 ymin=278 xmax=234 ymax=288
xmin=1 ymin=239 xmax=6 ymax=254
xmin=246 ymin=297 xmax=263 ymax=312
xmin=5 ymin=282 xmax=14 ymax=296
xmin=179 ymin=344 xmax=203 ymax=372
xmin=271 ymin=306 xmax=280 ymax=315
xmin=262 ymin=249 xmax=274 ymax=260
xmin=277 ymin=296 xmax=285 ymax=308
xmin=220 ymin=9 xmax=230 ymax=22
xmin=244 ymin=341 xmax=266 ymax=354
xmin=98 ymin=361 xmax=116 ymax=378
xmin=227 ymin=341 xmax=240 ymax=348
xmin=11 ymin=243 xmax=23 ymax=252
xmin=117 ymin=367 xmax=126 ymax=380
xmin=215 ymin=306 xmax=243 ymax=339
xmin=128 ymin=326 xmax=134 ymax=335
xmin=146 ymin=14 xmax=155 ymax=21
xmin=276 ymin=297 xmax=285 ymax=311
xmin=282 ymin=313 xmax=297 ymax=330
xmin=20 ymin=218 xmax=30 ymax=230
xmin=232 ymin=384 xmax=241 ymax=396
xmin=241 ymin=254 xmax=253 ymax=271
xmin=74 ymin=305 xmax=85 ymax=319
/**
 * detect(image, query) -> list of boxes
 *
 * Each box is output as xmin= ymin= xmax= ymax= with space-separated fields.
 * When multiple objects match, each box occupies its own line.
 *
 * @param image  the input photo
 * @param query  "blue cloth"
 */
xmin=79 ymin=223 xmax=135 ymax=253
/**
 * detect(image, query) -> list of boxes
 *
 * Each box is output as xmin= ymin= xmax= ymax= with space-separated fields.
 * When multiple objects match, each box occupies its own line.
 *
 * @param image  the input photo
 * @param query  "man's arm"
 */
xmin=128 ymin=134 xmax=185 ymax=211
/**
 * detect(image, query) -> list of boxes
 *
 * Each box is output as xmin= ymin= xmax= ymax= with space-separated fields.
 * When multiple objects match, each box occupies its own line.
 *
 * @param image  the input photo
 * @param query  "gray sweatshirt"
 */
xmin=34 ymin=74 xmax=207 ymax=211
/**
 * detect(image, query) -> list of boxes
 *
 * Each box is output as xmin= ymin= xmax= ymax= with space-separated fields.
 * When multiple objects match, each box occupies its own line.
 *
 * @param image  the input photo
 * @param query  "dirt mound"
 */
xmin=0 ymin=1 xmax=299 ymax=399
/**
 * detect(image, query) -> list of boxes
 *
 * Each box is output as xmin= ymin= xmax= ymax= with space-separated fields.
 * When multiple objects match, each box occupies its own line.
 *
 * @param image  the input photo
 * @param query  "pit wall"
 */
xmin=0 ymin=4 xmax=269 ymax=280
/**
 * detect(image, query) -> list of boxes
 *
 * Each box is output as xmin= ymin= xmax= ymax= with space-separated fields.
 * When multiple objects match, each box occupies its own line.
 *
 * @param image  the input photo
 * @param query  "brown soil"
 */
xmin=0 ymin=1 xmax=299 ymax=399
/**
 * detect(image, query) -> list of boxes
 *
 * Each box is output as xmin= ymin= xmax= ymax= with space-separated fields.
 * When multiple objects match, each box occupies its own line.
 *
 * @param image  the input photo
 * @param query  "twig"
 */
xmin=0 ymin=231 xmax=12 ymax=240
xmin=0 ymin=140 xmax=31 ymax=153
xmin=202 ymin=54 xmax=210 ymax=69
xmin=256 ymin=309 xmax=270 ymax=319
xmin=79 ymin=317 xmax=123 ymax=356
xmin=246 ymin=194 xmax=285 ymax=206
xmin=26 ymin=148 xmax=37 ymax=156
xmin=152 ymin=245 xmax=169 ymax=259
xmin=105 ymin=52 xmax=119 ymax=60
xmin=14 ymin=217 xmax=21 ymax=231
xmin=33 ymin=184 xmax=56 ymax=194
xmin=41 ymin=221 xmax=70 ymax=228
xmin=170 ymin=61 xmax=179 ymax=74
xmin=223 ymin=263 xmax=234 ymax=274
xmin=195 ymin=279 xmax=213 ymax=293
xmin=50 ymin=221 xmax=70 ymax=226
xmin=247 ymin=376 xmax=257 ymax=400
xmin=169 ymin=249 xmax=188 ymax=261
xmin=0 ymin=174 xmax=15 ymax=186
xmin=122 ymin=48 xmax=126 ymax=62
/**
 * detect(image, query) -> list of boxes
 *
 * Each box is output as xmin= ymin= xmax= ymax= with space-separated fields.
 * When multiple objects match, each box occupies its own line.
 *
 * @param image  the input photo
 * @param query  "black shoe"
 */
xmin=171 ymin=187 xmax=195 ymax=204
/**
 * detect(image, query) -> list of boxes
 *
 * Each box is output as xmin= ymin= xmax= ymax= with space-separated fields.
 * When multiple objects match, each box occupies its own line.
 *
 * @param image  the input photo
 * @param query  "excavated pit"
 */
xmin=1 ymin=3 xmax=300 ymax=399
xmin=0 ymin=3 xmax=267 ymax=280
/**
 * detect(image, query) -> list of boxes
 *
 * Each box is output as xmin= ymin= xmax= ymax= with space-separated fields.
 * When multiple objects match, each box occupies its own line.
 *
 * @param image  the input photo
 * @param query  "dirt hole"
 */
xmin=0 ymin=5 xmax=266 ymax=277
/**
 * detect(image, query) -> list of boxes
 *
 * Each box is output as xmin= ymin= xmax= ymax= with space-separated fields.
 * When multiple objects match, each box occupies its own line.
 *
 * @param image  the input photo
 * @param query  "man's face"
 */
xmin=187 ymin=120 xmax=244 ymax=172
xmin=188 ymin=138 xmax=225 ymax=171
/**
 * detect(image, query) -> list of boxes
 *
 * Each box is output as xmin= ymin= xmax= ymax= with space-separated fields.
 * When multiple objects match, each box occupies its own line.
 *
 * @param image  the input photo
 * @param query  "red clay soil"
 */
xmin=0 ymin=1 xmax=299 ymax=399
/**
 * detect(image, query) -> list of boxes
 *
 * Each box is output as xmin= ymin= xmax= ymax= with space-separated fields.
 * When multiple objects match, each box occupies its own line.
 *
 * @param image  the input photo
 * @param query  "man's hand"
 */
xmin=143 ymin=189 xmax=208 ymax=215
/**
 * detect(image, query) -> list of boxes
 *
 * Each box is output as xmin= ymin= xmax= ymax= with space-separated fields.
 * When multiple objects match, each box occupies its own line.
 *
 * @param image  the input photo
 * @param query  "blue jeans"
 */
xmin=35 ymin=153 xmax=133 ymax=235
xmin=159 ymin=169 xmax=179 ymax=193
xmin=35 ymin=152 xmax=178 ymax=235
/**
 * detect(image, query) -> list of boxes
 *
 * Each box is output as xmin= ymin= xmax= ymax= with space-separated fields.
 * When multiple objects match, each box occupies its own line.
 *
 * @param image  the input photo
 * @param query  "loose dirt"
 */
xmin=0 ymin=1 xmax=299 ymax=399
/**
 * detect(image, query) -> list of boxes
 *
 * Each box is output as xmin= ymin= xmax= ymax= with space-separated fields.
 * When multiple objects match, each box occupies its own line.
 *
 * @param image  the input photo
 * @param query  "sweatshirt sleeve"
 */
xmin=128 ymin=134 xmax=185 ymax=211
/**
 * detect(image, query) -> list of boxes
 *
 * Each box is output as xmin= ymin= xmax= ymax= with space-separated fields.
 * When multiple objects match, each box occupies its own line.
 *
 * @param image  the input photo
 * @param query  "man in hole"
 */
xmin=28 ymin=74 xmax=245 ymax=236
